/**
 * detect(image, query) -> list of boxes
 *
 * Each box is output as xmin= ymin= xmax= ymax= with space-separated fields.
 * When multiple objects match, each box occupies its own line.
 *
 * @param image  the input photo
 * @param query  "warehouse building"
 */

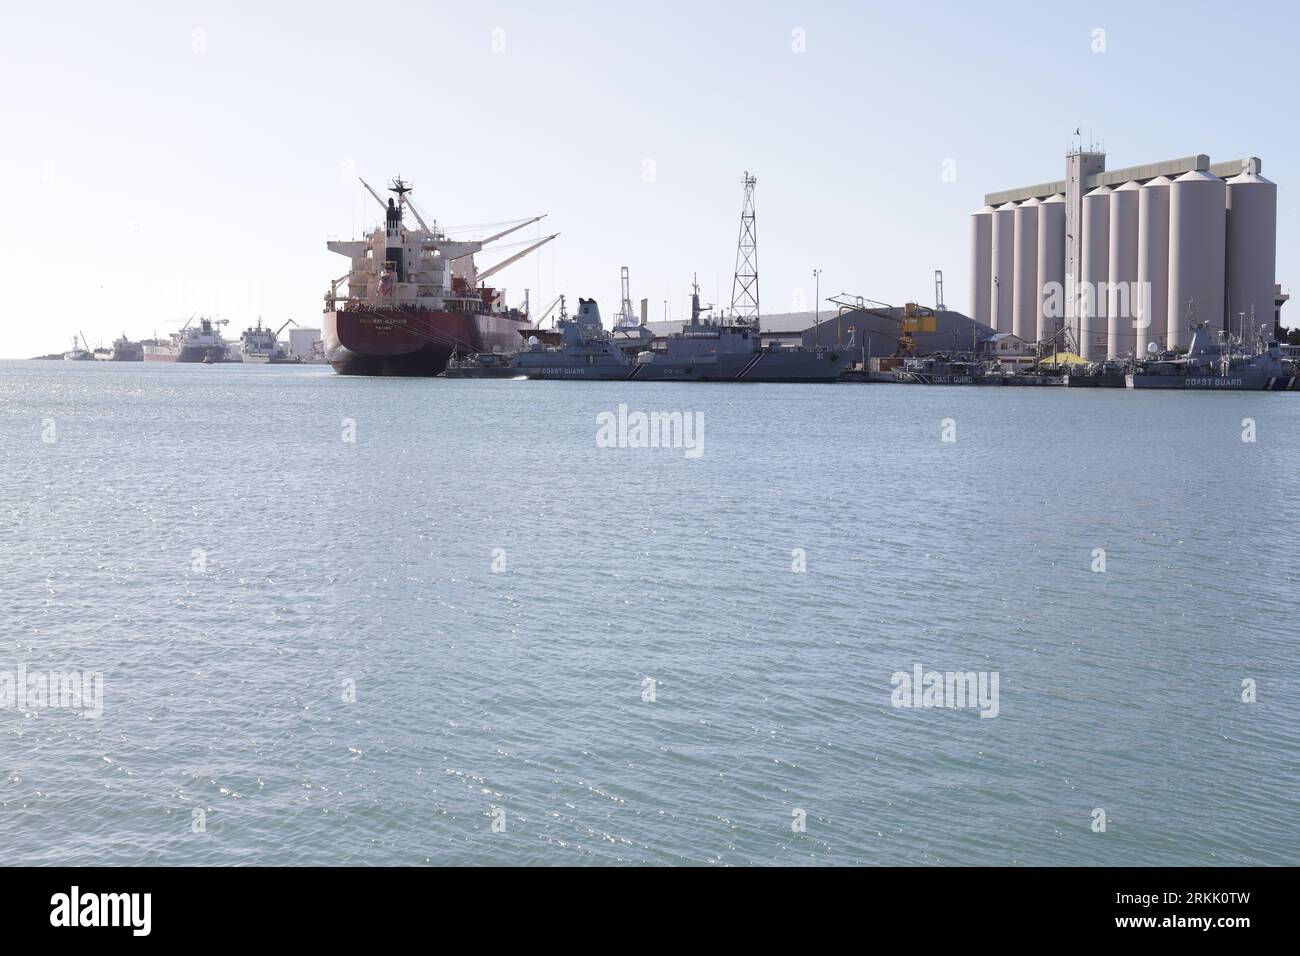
xmin=973 ymin=150 xmax=1280 ymax=360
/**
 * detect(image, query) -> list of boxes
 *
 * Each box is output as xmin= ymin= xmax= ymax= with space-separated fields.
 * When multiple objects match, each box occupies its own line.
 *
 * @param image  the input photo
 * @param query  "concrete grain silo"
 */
xmin=1225 ymin=164 xmax=1277 ymax=345
xmin=969 ymin=206 xmax=994 ymax=332
xmin=1034 ymin=193 xmax=1066 ymax=343
xmin=1136 ymin=176 xmax=1172 ymax=355
xmin=991 ymin=202 xmax=1018 ymax=333
xmin=1107 ymin=182 xmax=1141 ymax=358
xmin=1012 ymin=198 xmax=1040 ymax=343
xmin=978 ymin=149 xmax=1278 ymax=359
xmin=1037 ymin=194 xmax=1066 ymax=344
xmin=1167 ymin=170 xmax=1226 ymax=347
xmin=1079 ymin=186 xmax=1112 ymax=360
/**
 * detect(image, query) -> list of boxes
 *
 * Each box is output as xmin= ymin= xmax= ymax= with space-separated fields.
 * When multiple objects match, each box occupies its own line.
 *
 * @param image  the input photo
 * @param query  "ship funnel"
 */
xmin=577 ymin=298 xmax=603 ymax=329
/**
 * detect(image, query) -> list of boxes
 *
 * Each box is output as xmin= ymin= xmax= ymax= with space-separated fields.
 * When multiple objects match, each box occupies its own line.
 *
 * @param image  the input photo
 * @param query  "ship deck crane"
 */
xmin=474 ymin=234 xmax=559 ymax=285
xmin=477 ymin=215 xmax=546 ymax=247
xmin=446 ymin=217 xmax=550 ymax=263
xmin=360 ymin=176 xmax=545 ymax=247
xmin=533 ymin=295 xmax=563 ymax=328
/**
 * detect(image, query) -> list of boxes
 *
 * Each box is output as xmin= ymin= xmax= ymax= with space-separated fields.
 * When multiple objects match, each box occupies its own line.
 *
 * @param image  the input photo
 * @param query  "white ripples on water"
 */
xmin=1 ymin=362 xmax=1298 ymax=865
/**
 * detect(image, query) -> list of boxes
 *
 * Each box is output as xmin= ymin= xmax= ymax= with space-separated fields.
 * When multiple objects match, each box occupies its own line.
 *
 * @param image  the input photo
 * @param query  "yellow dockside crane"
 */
xmin=826 ymin=294 xmax=939 ymax=356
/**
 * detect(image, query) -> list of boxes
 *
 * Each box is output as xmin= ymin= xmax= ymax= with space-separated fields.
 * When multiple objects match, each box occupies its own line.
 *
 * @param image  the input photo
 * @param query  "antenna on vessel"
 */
xmin=729 ymin=171 xmax=759 ymax=325
xmin=690 ymin=272 xmax=712 ymax=323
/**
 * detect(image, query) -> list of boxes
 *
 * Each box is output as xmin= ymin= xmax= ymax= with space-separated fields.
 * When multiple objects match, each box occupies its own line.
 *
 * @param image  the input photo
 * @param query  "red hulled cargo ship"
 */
xmin=322 ymin=177 xmax=556 ymax=376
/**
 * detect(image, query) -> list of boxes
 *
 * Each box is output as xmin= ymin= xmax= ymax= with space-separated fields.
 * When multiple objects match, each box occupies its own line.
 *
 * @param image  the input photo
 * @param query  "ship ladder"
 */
xmin=735 ymin=351 xmax=765 ymax=380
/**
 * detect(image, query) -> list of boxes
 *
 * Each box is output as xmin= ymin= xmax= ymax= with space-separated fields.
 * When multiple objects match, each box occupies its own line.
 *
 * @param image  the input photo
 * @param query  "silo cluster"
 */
xmin=970 ymin=153 xmax=1278 ymax=360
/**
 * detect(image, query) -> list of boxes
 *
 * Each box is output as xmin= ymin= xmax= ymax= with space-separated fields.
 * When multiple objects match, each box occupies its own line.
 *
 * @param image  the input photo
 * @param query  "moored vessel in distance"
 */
xmin=322 ymin=176 xmax=557 ymax=376
xmin=63 ymin=333 xmax=93 ymax=361
xmin=143 ymin=315 xmax=230 ymax=363
xmin=632 ymin=173 xmax=852 ymax=383
xmin=630 ymin=278 xmax=854 ymax=383
xmin=239 ymin=318 xmax=299 ymax=363
xmin=892 ymin=353 xmax=1000 ymax=384
xmin=109 ymin=334 xmax=143 ymax=361
xmin=1125 ymin=322 xmax=1294 ymax=390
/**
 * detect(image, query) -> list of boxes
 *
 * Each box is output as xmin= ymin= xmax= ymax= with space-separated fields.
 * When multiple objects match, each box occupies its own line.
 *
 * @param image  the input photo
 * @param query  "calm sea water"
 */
xmin=1 ymin=359 xmax=1298 ymax=866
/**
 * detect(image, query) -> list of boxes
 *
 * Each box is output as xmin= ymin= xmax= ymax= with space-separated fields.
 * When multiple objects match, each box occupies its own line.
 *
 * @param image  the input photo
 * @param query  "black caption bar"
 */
xmin=0 ymin=866 xmax=1281 ymax=941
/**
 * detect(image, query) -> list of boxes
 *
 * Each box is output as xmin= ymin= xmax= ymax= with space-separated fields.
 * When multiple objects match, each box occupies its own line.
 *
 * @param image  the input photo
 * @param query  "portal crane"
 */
xmin=614 ymin=266 xmax=638 ymax=326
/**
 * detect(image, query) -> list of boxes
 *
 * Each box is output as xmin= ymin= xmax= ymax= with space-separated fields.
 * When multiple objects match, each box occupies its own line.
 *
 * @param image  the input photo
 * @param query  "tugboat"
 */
xmin=442 ymin=351 xmax=520 ymax=378
xmin=1125 ymin=322 xmax=1293 ymax=390
xmin=322 ymin=176 xmax=556 ymax=376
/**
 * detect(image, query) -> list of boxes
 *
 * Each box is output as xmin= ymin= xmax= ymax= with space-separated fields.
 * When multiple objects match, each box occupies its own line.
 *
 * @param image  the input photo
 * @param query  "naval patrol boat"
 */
xmin=511 ymin=298 xmax=637 ymax=380
xmin=443 ymin=297 xmax=636 ymax=379
xmin=629 ymin=280 xmax=853 ymax=382
xmin=1125 ymin=323 xmax=1293 ymax=390
xmin=892 ymin=352 xmax=1000 ymax=385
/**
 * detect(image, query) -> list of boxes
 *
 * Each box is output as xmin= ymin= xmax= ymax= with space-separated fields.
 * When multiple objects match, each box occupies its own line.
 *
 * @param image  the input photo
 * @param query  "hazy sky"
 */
xmin=1 ymin=0 xmax=1294 ymax=357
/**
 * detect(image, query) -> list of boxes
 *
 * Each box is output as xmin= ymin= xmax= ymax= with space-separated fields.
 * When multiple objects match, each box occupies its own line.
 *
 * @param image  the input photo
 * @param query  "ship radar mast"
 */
xmin=691 ymin=273 xmax=713 ymax=323
xmin=383 ymin=176 xmax=411 ymax=231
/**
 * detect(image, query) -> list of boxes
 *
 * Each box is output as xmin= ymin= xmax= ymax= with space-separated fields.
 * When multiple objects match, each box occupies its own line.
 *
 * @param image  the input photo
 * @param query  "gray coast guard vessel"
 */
xmin=511 ymin=298 xmax=637 ymax=380
xmin=1125 ymin=323 xmax=1294 ymax=390
xmin=630 ymin=280 xmax=853 ymax=382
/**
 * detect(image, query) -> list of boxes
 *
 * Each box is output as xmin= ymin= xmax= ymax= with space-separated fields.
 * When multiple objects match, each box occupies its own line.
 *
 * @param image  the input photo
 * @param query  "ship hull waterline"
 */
xmin=1125 ymin=372 xmax=1297 ymax=390
xmin=324 ymin=308 xmax=526 ymax=377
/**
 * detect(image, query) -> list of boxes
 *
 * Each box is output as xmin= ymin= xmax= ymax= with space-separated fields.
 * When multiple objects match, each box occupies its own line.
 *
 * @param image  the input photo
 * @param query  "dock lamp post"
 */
xmin=813 ymin=269 xmax=822 ymax=343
